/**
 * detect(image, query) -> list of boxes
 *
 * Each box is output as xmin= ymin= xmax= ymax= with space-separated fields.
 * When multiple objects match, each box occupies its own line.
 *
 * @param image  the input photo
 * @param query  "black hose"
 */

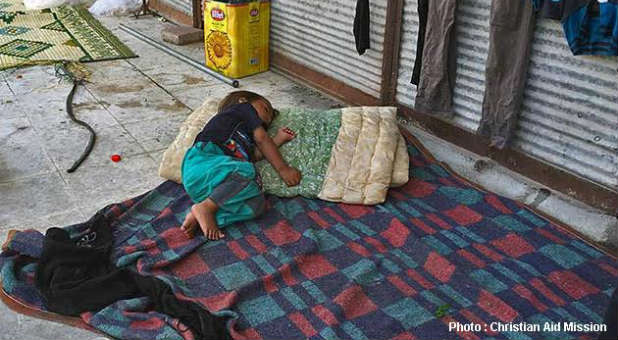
xmin=66 ymin=80 xmax=96 ymax=173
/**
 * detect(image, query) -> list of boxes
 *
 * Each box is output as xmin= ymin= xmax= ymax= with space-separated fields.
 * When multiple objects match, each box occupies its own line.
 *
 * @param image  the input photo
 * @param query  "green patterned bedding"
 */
xmin=256 ymin=107 xmax=341 ymax=198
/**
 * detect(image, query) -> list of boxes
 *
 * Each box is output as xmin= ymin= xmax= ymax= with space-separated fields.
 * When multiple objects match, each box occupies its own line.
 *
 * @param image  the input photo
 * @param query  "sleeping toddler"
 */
xmin=180 ymin=91 xmax=301 ymax=240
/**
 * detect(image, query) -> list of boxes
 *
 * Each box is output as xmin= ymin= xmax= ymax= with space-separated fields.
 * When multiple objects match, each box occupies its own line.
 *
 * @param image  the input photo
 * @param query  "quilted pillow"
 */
xmin=158 ymin=98 xmax=219 ymax=183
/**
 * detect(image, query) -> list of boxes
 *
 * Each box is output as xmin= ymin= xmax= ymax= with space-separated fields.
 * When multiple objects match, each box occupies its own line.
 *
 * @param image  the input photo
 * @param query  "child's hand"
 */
xmin=279 ymin=165 xmax=301 ymax=187
xmin=274 ymin=127 xmax=296 ymax=144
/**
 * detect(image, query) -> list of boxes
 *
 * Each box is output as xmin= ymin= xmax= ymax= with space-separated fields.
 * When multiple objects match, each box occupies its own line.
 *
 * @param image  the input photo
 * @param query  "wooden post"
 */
xmin=379 ymin=0 xmax=405 ymax=106
xmin=192 ymin=0 xmax=203 ymax=28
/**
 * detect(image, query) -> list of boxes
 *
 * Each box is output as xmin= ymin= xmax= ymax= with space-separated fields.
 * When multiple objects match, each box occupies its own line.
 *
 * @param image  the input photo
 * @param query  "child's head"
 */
xmin=218 ymin=91 xmax=278 ymax=126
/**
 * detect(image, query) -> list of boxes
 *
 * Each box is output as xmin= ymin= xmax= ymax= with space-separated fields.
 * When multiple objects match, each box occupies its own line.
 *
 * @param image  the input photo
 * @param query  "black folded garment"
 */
xmin=35 ymin=209 xmax=230 ymax=340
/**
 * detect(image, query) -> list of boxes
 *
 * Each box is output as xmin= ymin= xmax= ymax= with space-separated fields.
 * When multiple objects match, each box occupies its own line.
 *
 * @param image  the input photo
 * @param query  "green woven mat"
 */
xmin=0 ymin=0 xmax=135 ymax=70
xmin=256 ymin=107 xmax=342 ymax=198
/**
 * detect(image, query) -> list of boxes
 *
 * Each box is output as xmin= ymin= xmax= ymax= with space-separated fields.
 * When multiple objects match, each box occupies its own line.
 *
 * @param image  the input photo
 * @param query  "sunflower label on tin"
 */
xmin=204 ymin=0 xmax=270 ymax=78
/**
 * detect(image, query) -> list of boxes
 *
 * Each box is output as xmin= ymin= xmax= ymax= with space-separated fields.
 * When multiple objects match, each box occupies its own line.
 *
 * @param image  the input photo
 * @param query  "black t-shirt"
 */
xmin=193 ymin=103 xmax=264 ymax=161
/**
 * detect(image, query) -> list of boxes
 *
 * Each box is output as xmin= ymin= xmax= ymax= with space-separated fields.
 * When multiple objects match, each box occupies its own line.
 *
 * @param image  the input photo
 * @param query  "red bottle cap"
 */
xmin=110 ymin=154 xmax=121 ymax=162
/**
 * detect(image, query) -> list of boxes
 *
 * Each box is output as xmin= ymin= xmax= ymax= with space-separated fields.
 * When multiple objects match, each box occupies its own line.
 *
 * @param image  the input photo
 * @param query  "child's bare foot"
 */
xmin=191 ymin=199 xmax=225 ymax=240
xmin=181 ymin=210 xmax=198 ymax=238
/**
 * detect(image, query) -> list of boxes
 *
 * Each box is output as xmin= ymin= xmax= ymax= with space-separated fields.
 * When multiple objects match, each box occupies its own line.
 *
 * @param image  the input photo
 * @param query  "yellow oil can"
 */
xmin=204 ymin=0 xmax=270 ymax=78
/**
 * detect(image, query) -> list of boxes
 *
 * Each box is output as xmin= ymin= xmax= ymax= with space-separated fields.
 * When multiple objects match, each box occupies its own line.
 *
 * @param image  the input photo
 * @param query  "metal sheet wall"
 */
xmin=162 ymin=0 xmax=192 ymax=16
xmin=396 ymin=0 xmax=618 ymax=190
xmin=270 ymin=0 xmax=387 ymax=98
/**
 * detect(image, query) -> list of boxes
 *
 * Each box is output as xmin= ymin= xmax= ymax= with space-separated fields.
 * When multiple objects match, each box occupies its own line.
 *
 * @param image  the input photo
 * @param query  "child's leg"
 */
xmin=182 ymin=167 xmax=263 ymax=239
xmin=191 ymin=198 xmax=225 ymax=240
xmin=180 ymin=202 xmax=225 ymax=240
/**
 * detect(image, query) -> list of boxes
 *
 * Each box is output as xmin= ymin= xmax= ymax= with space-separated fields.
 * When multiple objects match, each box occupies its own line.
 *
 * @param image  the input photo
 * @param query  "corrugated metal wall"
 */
xmin=270 ymin=0 xmax=388 ymax=98
xmin=396 ymin=0 xmax=618 ymax=190
xmin=161 ymin=0 xmax=192 ymax=16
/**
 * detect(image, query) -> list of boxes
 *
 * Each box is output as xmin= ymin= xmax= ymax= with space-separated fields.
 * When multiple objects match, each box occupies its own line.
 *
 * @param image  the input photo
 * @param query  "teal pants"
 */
xmin=181 ymin=142 xmax=265 ymax=227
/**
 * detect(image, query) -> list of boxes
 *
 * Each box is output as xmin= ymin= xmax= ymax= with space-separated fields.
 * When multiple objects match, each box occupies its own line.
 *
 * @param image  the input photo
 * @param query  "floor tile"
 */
xmin=22 ymin=86 xmax=119 ymax=131
xmin=89 ymin=85 xmax=191 ymax=125
xmin=63 ymin=154 xmax=163 ymax=217
xmin=0 ymin=172 xmax=76 ymax=227
xmin=39 ymin=125 xmax=147 ymax=171
xmin=0 ymin=116 xmax=55 ymax=182
xmin=3 ymin=66 xmax=64 ymax=96
xmin=123 ymin=114 xmax=187 ymax=152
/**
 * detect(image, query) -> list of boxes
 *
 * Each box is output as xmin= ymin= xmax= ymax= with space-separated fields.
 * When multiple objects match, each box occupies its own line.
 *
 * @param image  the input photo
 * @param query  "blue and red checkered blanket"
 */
xmin=1 ymin=133 xmax=617 ymax=340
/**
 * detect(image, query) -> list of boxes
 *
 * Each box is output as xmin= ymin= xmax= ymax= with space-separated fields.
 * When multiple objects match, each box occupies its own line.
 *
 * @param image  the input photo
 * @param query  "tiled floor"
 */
xmin=0 ymin=14 xmax=339 ymax=340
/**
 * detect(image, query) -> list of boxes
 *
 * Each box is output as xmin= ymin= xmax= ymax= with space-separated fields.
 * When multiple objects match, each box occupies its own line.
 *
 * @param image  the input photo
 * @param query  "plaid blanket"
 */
xmin=1 ymin=133 xmax=617 ymax=340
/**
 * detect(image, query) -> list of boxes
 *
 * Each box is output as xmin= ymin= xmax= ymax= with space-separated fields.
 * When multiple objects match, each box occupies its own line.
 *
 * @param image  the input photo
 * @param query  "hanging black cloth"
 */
xmin=411 ymin=0 xmax=429 ymax=85
xmin=354 ymin=0 xmax=371 ymax=55
xmin=34 ymin=210 xmax=231 ymax=340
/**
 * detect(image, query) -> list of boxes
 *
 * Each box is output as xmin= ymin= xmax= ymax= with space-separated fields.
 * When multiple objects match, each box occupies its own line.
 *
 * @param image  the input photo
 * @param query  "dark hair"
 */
xmin=218 ymin=91 xmax=278 ymax=119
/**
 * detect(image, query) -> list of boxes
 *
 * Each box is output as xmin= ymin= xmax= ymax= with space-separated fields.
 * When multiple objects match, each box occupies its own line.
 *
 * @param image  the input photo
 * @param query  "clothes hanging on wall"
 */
xmin=34 ymin=210 xmax=231 ymax=340
xmin=414 ymin=0 xmax=458 ymax=117
xmin=478 ymin=0 xmax=617 ymax=148
xmin=477 ymin=0 xmax=537 ymax=149
xmin=411 ymin=0 xmax=429 ymax=85
xmin=534 ymin=0 xmax=618 ymax=56
xmin=353 ymin=0 xmax=371 ymax=55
